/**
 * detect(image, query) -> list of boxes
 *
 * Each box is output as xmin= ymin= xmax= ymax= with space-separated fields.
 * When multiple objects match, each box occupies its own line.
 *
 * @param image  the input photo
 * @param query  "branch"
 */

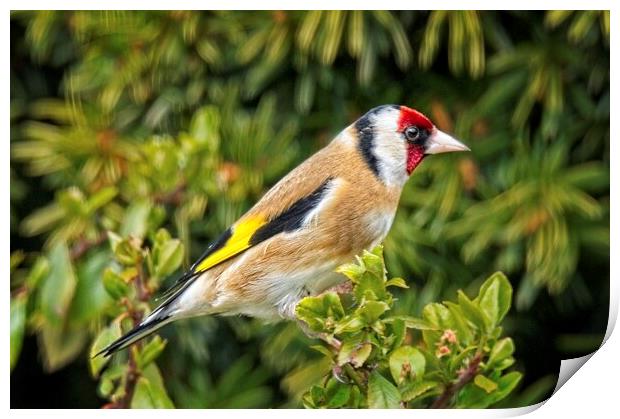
xmin=153 ymin=182 xmax=186 ymax=206
xmin=343 ymin=363 xmax=367 ymax=392
xmin=106 ymin=256 xmax=151 ymax=409
xmin=70 ymin=233 xmax=107 ymax=261
xmin=121 ymin=350 xmax=139 ymax=408
xmin=431 ymin=352 xmax=482 ymax=409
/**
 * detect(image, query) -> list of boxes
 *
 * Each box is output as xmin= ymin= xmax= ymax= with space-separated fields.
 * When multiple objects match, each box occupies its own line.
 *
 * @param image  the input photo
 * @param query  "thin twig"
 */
xmin=431 ymin=352 xmax=483 ymax=408
xmin=70 ymin=233 xmax=107 ymax=261
xmin=113 ymin=256 xmax=151 ymax=409
xmin=153 ymin=181 xmax=186 ymax=205
xmin=120 ymin=350 xmax=139 ymax=408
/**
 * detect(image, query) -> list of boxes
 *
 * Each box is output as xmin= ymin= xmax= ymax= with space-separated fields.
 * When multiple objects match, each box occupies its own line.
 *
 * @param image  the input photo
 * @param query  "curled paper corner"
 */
xmin=511 ymin=289 xmax=618 ymax=415
xmin=492 ymin=353 xmax=600 ymax=417
xmin=552 ymin=353 xmax=595 ymax=395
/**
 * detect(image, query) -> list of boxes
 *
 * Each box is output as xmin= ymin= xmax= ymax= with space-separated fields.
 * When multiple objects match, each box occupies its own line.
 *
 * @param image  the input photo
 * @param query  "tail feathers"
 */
xmin=96 ymin=308 xmax=173 ymax=358
xmin=95 ymin=271 xmax=202 ymax=358
xmin=154 ymin=270 xmax=199 ymax=303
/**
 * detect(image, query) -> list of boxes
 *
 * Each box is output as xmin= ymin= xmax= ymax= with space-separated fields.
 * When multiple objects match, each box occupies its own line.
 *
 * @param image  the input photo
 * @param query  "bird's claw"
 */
xmin=332 ymin=365 xmax=349 ymax=384
xmin=320 ymin=334 xmax=341 ymax=350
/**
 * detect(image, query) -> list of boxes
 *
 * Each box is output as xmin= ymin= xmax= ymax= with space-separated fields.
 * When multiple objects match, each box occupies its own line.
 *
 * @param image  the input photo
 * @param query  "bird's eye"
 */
xmin=404 ymin=126 xmax=421 ymax=142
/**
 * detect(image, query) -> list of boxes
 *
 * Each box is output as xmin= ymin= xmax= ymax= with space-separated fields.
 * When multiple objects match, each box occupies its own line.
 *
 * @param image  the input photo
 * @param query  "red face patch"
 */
xmin=406 ymin=143 xmax=425 ymax=175
xmin=397 ymin=106 xmax=434 ymax=132
xmin=399 ymin=106 xmax=434 ymax=175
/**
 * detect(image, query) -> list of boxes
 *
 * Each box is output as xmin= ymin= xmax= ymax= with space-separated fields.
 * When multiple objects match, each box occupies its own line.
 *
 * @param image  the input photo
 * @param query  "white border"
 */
xmin=4 ymin=4 xmax=617 ymax=418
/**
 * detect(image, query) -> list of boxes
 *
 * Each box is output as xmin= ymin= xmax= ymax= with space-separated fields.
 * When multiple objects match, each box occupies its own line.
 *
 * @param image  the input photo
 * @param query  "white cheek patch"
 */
xmin=370 ymin=110 xmax=409 ymax=187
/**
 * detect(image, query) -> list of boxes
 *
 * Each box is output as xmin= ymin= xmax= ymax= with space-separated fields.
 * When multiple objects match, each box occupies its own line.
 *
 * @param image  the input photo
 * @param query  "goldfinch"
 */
xmin=100 ymin=104 xmax=469 ymax=356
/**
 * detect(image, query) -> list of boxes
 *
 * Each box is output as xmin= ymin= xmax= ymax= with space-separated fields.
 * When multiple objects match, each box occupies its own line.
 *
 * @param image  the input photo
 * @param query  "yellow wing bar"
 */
xmin=194 ymin=216 xmax=267 ymax=273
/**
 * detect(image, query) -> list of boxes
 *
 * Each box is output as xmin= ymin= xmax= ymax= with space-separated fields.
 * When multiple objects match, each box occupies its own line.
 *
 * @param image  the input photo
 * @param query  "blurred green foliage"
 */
xmin=10 ymin=10 xmax=608 ymax=408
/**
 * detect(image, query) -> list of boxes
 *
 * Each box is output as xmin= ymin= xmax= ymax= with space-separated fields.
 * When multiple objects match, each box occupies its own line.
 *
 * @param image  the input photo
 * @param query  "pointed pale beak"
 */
xmin=425 ymin=129 xmax=470 ymax=155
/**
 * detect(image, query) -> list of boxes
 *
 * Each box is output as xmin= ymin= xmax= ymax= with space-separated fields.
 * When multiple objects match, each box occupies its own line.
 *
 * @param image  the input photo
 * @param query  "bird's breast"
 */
xmin=364 ymin=210 xmax=397 ymax=248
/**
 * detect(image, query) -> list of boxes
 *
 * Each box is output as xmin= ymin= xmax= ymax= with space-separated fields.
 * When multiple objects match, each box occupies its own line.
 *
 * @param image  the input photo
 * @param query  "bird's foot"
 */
xmin=296 ymin=319 xmax=341 ymax=350
xmin=325 ymin=280 xmax=353 ymax=296
xmin=320 ymin=333 xmax=342 ymax=350
xmin=332 ymin=365 xmax=349 ymax=384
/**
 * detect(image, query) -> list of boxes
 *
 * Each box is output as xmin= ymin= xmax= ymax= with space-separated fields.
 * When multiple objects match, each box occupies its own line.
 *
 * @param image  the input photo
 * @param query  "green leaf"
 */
xmin=456 ymin=371 xmax=522 ymax=408
xmin=85 ymin=186 xmax=118 ymax=214
xmin=131 ymin=378 xmax=172 ymax=408
xmin=389 ymin=346 xmax=426 ymax=384
xmin=334 ymin=315 xmax=365 ymax=334
xmin=39 ymin=323 xmax=88 ymax=372
xmin=367 ymin=371 xmax=402 ymax=408
xmin=350 ymin=342 xmax=373 ymax=368
xmin=422 ymin=303 xmax=452 ymax=328
xmin=312 ymin=385 xmax=325 ymax=402
xmin=24 ymin=256 xmax=49 ymax=289
xmin=98 ymin=363 xmax=127 ymax=398
xmin=335 ymin=263 xmax=365 ymax=283
xmin=303 ymin=385 xmax=323 ymax=408
xmin=296 ymin=292 xmax=344 ymax=332
xmin=69 ymin=251 xmax=113 ymax=324
xmin=457 ymin=290 xmax=490 ymax=332
xmin=131 ymin=364 xmax=174 ymax=408
xmin=136 ymin=335 xmax=167 ymax=370
xmin=39 ymin=242 xmax=77 ymax=325
xmin=10 ymin=251 xmax=25 ymax=273
xmin=89 ymin=320 xmax=122 ymax=377
xmin=362 ymin=247 xmax=385 ymax=280
xmin=491 ymin=372 xmax=523 ymax=404
xmin=400 ymin=380 xmax=440 ymax=402
xmin=10 ymin=293 xmax=28 ymax=370
xmin=102 ymin=268 xmax=130 ymax=300
xmin=111 ymin=236 xmax=142 ymax=266
xmin=107 ymin=231 xmax=122 ymax=251
xmin=475 ymin=272 xmax=513 ymax=326
xmin=349 ymin=385 xmax=364 ymax=408
xmin=386 ymin=277 xmax=408 ymax=288
xmin=153 ymin=228 xmax=172 ymax=244
xmin=310 ymin=345 xmax=334 ymax=358
xmin=337 ymin=246 xmax=389 ymax=303
xmin=190 ymin=105 xmax=221 ymax=148
xmin=421 ymin=304 xmax=452 ymax=348
xmin=444 ymin=302 xmax=474 ymax=345
xmin=120 ymin=201 xmax=151 ymax=239
xmin=449 ymin=345 xmax=478 ymax=373
xmin=326 ymin=384 xmax=351 ymax=408
xmin=342 ymin=341 xmax=372 ymax=368
xmin=474 ymin=374 xmax=498 ymax=393
xmin=389 ymin=318 xmax=406 ymax=351
xmin=153 ymin=238 xmax=184 ymax=277
xmin=356 ymin=300 xmax=390 ymax=324
xmin=389 ymin=315 xmax=437 ymax=331
xmin=337 ymin=334 xmax=371 ymax=367
xmin=494 ymin=357 xmax=516 ymax=371
xmin=354 ymin=271 xmax=389 ymax=302
xmin=487 ymin=337 xmax=515 ymax=369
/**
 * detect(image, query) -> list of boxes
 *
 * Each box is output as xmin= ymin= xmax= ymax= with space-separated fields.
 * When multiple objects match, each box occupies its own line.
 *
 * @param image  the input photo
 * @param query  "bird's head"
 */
xmin=353 ymin=105 xmax=470 ymax=186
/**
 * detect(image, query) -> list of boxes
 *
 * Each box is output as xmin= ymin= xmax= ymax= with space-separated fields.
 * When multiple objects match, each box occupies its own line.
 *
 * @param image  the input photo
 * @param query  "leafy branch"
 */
xmin=89 ymin=229 xmax=184 ymax=408
xmin=297 ymin=246 xmax=522 ymax=408
xmin=431 ymin=352 xmax=481 ymax=408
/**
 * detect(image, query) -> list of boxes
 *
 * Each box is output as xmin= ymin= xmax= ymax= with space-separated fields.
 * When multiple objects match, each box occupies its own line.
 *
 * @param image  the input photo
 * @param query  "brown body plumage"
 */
xmin=185 ymin=126 xmax=402 ymax=320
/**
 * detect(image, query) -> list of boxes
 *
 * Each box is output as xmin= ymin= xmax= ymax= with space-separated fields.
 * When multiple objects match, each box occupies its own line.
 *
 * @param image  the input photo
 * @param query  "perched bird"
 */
xmin=100 ymin=104 xmax=469 ymax=356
